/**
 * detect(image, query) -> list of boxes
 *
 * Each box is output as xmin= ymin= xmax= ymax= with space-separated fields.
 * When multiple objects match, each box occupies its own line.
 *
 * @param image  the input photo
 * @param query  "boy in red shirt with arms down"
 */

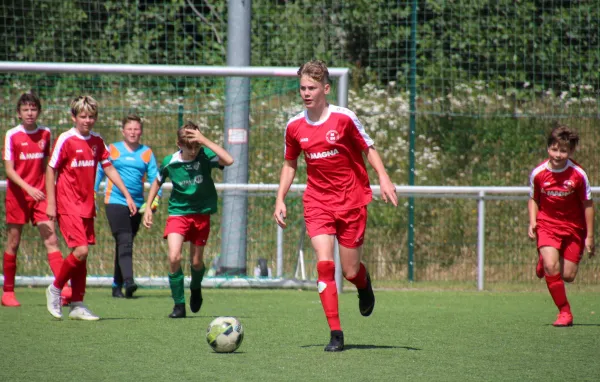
xmin=2 ymin=93 xmax=70 ymax=307
xmin=274 ymin=60 xmax=397 ymax=351
xmin=529 ymin=125 xmax=595 ymax=327
xmin=45 ymin=95 xmax=136 ymax=320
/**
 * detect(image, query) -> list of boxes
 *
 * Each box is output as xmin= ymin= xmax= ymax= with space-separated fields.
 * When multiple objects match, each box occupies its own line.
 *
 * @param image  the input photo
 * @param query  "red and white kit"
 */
xmin=4 ymin=124 xmax=52 ymax=224
xmin=49 ymin=128 xmax=111 ymax=247
xmin=284 ymin=105 xmax=374 ymax=246
xmin=530 ymin=158 xmax=592 ymax=261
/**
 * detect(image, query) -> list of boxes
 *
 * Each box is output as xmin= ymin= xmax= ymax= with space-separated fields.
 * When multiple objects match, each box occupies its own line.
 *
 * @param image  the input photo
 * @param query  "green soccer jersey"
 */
xmin=158 ymin=148 xmax=222 ymax=216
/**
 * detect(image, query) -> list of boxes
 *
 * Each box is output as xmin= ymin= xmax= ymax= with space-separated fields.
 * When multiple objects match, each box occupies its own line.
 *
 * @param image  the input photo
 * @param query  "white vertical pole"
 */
xmin=477 ymin=190 xmax=485 ymax=291
xmin=276 ymin=226 xmax=283 ymax=278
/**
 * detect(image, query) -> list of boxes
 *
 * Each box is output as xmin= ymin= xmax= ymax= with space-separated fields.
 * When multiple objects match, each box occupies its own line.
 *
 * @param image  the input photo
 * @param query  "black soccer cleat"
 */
xmin=112 ymin=286 xmax=124 ymax=298
xmin=189 ymin=288 xmax=203 ymax=313
xmin=168 ymin=303 xmax=186 ymax=319
xmin=124 ymin=281 xmax=138 ymax=299
xmin=324 ymin=330 xmax=344 ymax=352
xmin=357 ymin=272 xmax=375 ymax=317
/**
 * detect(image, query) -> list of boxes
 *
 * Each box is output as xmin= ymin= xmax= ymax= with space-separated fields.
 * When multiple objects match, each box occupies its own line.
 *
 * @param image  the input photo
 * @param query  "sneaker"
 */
xmin=69 ymin=302 xmax=100 ymax=321
xmin=168 ymin=303 xmax=186 ymax=318
xmin=61 ymin=286 xmax=72 ymax=306
xmin=46 ymin=285 xmax=62 ymax=319
xmin=124 ymin=281 xmax=138 ymax=299
xmin=324 ymin=330 xmax=344 ymax=352
xmin=1 ymin=292 xmax=21 ymax=307
xmin=190 ymin=288 xmax=203 ymax=313
xmin=553 ymin=311 xmax=573 ymax=327
xmin=112 ymin=286 xmax=124 ymax=298
xmin=536 ymin=254 xmax=544 ymax=279
xmin=357 ymin=272 xmax=375 ymax=317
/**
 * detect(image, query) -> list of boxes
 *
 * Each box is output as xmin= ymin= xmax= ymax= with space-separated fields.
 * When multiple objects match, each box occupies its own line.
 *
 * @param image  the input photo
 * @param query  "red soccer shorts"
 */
xmin=537 ymin=227 xmax=585 ymax=264
xmin=304 ymin=205 xmax=368 ymax=248
xmin=163 ymin=214 xmax=210 ymax=246
xmin=57 ymin=214 xmax=96 ymax=248
xmin=5 ymin=196 xmax=48 ymax=226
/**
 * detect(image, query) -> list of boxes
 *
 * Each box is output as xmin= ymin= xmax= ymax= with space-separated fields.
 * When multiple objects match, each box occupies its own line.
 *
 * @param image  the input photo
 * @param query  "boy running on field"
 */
xmin=273 ymin=60 xmax=398 ymax=351
xmin=2 ymin=93 xmax=70 ymax=307
xmin=45 ymin=95 xmax=136 ymax=321
xmin=529 ymin=125 xmax=594 ymax=327
xmin=143 ymin=122 xmax=233 ymax=318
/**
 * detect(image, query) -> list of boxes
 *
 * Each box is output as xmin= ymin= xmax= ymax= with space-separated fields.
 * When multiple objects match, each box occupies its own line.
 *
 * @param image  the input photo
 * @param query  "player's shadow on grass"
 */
xmin=544 ymin=323 xmax=600 ymax=327
xmin=301 ymin=344 xmax=421 ymax=351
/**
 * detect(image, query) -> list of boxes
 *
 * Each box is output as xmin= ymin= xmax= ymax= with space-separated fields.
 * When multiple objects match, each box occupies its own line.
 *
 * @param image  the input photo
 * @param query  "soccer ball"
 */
xmin=206 ymin=316 xmax=244 ymax=353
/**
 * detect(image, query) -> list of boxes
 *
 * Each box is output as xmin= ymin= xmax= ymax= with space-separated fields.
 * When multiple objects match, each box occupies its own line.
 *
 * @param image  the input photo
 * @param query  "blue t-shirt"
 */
xmin=95 ymin=141 xmax=162 ymax=207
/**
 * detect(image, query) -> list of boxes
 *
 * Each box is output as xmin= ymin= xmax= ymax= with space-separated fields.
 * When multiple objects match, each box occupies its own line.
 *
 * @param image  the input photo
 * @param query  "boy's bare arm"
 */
xmin=104 ymin=165 xmax=137 ymax=216
xmin=45 ymin=166 xmax=57 ymax=220
xmin=184 ymin=129 xmax=234 ymax=166
xmin=365 ymin=146 xmax=397 ymax=206
xmin=584 ymin=200 xmax=595 ymax=257
xmin=274 ymin=159 xmax=297 ymax=228
xmin=143 ymin=179 xmax=161 ymax=228
xmin=527 ymin=198 xmax=539 ymax=240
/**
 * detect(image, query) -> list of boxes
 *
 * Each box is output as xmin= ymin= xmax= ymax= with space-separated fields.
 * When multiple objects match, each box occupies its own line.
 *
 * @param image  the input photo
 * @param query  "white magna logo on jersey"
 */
xmin=19 ymin=152 xmax=44 ymax=160
xmin=325 ymin=130 xmax=339 ymax=144
xmin=71 ymin=159 xmax=95 ymax=168
xmin=308 ymin=149 xmax=339 ymax=160
xmin=180 ymin=175 xmax=204 ymax=186
xmin=300 ymin=137 xmax=309 ymax=142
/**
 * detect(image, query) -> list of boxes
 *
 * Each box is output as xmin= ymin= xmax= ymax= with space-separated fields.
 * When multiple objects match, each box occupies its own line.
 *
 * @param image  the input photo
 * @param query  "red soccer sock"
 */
xmin=317 ymin=261 xmax=341 ymax=331
xmin=3 ymin=253 xmax=17 ymax=292
xmin=70 ymin=258 xmax=87 ymax=303
xmin=545 ymin=273 xmax=571 ymax=314
xmin=345 ymin=262 xmax=368 ymax=289
xmin=53 ymin=253 xmax=80 ymax=290
xmin=47 ymin=251 xmax=64 ymax=277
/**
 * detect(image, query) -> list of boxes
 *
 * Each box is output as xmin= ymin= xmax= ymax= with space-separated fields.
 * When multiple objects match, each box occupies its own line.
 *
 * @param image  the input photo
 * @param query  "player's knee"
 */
xmin=562 ymin=274 xmax=576 ymax=283
xmin=116 ymin=232 xmax=133 ymax=255
xmin=73 ymin=247 xmax=89 ymax=260
xmin=168 ymin=252 xmax=182 ymax=265
xmin=43 ymin=234 xmax=59 ymax=250
xmin=6 ymin=240 xmax=19 ymax=254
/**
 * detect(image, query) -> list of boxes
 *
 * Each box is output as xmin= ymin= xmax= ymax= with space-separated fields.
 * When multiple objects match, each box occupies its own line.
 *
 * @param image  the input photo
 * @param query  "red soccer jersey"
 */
xmin=48 ymin=128 xmax=111 ymax=218
xmin=284 ymin=105 xmax=374 ymax=210
xmin=529 ymin=159 xmax=592 ymax=232
xmin=3 ymin=125 xmax=52 ymax=202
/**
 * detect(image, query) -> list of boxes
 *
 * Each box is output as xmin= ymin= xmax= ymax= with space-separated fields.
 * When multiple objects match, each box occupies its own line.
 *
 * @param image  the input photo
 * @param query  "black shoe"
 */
xmin=168 ymin=303 xmax=186 ymax=318
xmin=324 ymin=330 xmax=344 ymax=352
xmin=124 ymin=281 xmax=138 ymax=299
xmin=190 ymin=288 xmax=203 ymax=313
xmin=112 ymin=286 xmax=124 ymax=298
xmin=357 ymin=272 xmax=375 ymax=317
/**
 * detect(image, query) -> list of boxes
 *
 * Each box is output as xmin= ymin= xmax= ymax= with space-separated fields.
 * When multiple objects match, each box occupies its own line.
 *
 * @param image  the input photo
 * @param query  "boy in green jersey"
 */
xmin=143 ymin=122 xmax=234 ymax=318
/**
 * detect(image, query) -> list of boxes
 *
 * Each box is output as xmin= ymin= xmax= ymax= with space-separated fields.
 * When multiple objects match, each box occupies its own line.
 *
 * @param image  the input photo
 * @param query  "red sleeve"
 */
xmin=97 ymin=139 xmax=112 ymax=169
xmin=284 ymin=124 xmax=301 ymax=160
xmin=49 ymin=139 xmax=68 ymax=170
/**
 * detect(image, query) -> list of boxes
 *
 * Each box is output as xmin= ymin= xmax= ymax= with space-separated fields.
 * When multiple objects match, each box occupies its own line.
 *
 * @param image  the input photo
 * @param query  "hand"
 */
xmin=528 ymin=224 xmax=537 ymax=240
xmin=46 ymin=204 xmax=56 ymax=221
xmin=26 ymin=186 xmax=46 ymax=202
xmin=379 ymin=175 xmax=398 ymax=207
xmin=139 ymin=196 xmax=160 ymax=214
xmin=143 ymin=208 xmax=153 ymax=229
xmin=184 ymin=128 xmax=206 ymax=145
xmin=125 ymin=196 xmax=137 ymax=216
xmin=585 ymin=236 xmax=595 ymax=258
xmin=273 ymin=200 xmax=287 ymax=229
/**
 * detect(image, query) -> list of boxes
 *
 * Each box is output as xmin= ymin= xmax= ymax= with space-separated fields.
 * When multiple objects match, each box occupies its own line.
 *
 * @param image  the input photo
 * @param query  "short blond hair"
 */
xmin=297 ymin=60 xmax=330 ymax=84
xmin=70 ymin=95 xmax=99 ymax=117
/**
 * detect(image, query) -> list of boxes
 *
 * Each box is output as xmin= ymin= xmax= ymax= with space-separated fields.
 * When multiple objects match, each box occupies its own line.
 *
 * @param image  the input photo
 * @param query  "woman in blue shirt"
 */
xmin=95 ymin=115 xmax=161 ymax=298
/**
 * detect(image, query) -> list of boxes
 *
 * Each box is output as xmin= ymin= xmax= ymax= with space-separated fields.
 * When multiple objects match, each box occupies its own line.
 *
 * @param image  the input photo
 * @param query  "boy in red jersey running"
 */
xmin=528 ymin=125 xmax=594 ymax=327
xmin=273 ymin=60 xmax=397 ymax=351
xmin=45 ymin=96 xmax=136 ymax=320
xmin=2 ymin=93 xmax=71 ymax=307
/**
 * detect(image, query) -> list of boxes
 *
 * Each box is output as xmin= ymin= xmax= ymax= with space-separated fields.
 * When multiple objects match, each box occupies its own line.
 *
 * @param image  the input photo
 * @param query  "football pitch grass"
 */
xmin=1 ymin=288 xmax=599 ymax=381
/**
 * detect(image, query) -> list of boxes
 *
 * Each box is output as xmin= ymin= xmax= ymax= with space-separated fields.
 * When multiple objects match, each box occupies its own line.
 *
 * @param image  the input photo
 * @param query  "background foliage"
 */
xmin=0 ymin=0 xmax=599 ymax=284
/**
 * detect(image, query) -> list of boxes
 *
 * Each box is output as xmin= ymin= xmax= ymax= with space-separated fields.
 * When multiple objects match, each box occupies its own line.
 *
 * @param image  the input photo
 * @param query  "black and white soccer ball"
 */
xmin=206 ymin=316 xmax=244 ymax=353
